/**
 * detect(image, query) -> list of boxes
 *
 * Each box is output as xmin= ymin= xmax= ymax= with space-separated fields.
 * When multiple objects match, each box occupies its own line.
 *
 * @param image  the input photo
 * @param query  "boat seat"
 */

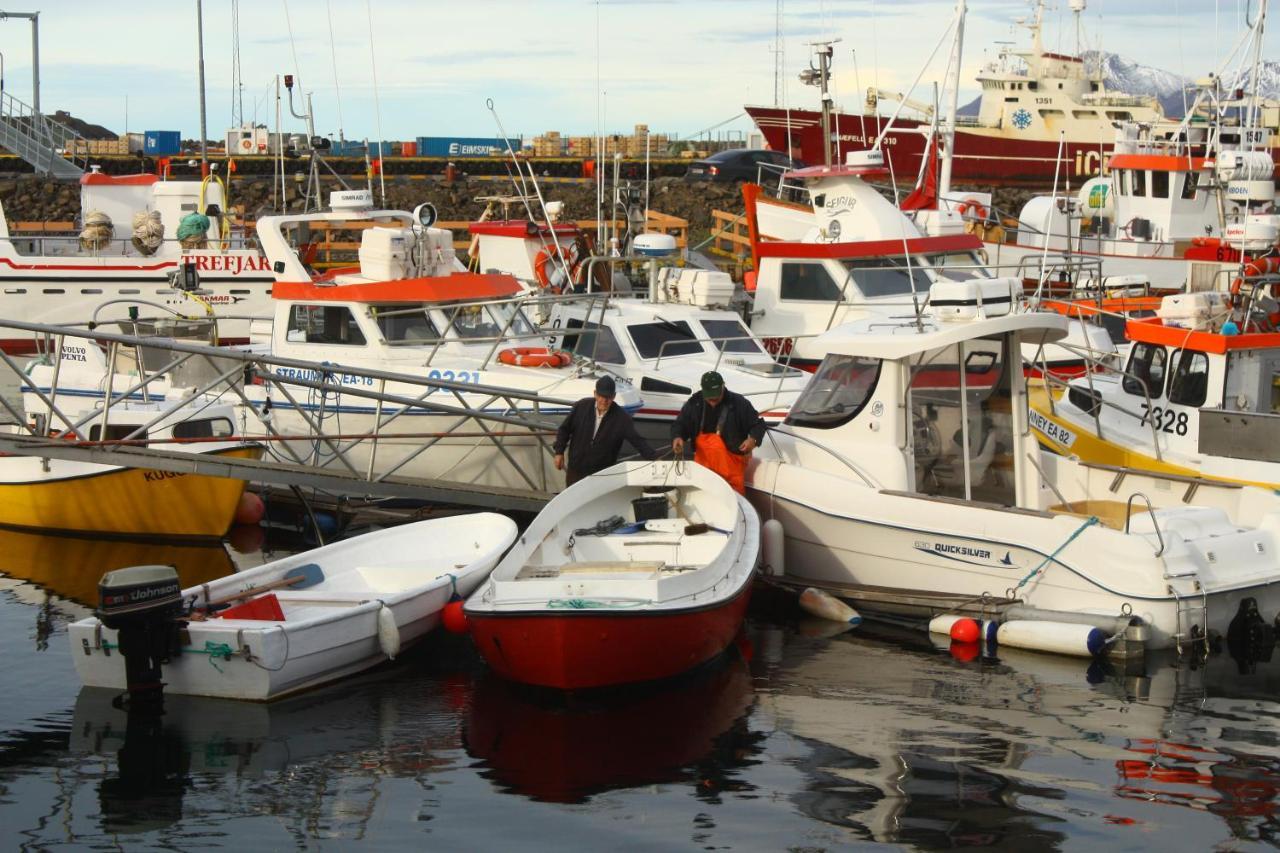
xmin=517 ymin=560 xmax=665 ymax=579
xmin=273 ymin=590 xmax=373 ymax=604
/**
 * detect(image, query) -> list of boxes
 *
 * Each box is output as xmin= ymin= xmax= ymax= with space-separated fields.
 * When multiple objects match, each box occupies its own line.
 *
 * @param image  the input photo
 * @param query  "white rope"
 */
xmin=131 ymin=210 xmax=164 ymax=256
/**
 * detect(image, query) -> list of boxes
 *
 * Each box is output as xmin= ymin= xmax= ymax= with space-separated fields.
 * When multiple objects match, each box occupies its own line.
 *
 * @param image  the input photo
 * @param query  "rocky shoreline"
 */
xmin=0 ymin=174 xmax=1039 ymax=241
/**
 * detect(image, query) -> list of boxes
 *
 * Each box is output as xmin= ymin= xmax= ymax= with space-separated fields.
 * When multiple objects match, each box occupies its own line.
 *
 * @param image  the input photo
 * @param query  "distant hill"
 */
xmin=50 ymin=111 xmax=116 ymax=140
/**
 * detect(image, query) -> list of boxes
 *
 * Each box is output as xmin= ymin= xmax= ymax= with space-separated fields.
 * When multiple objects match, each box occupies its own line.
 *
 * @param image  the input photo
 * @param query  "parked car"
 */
xmin=684 ymin=148 xmax=802 ymax=182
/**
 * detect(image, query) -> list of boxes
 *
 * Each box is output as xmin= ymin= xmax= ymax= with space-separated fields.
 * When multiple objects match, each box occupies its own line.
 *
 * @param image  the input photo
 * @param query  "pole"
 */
xmin=938 ymin=0 xmax=966 ymax=199
xmin=196 ymin=0 xmax=208 ymax=172
xmin=28 ymin=12 xmax=37 ymax=112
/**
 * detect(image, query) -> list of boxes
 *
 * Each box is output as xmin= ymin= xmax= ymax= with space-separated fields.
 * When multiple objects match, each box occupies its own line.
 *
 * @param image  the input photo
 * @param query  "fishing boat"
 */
xmin=0 ymin=400 xmax=261 ymax=539
xmin=70 ymin=512 xmax=518 ymax=701
xmin=1028 ymin=287 xmax=1280 ymax=491
xmin=747 ymin=274 xmax=1280 ymax=654
xmin=747 ymin=0 xmax=1173 ymax=185
xmin=0 ymin=168 xmax=271 ymax=353
xmin=465 ymin=460 xmax=759 ymax=689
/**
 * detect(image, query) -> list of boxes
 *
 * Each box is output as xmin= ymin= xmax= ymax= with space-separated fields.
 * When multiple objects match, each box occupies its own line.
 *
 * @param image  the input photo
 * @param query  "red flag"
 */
xmin=900 ymin=134 xmax=939 ymax=211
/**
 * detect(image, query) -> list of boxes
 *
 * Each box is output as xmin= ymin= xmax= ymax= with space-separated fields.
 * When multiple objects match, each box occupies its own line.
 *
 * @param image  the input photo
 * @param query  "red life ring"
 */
xmin=532 ymin=246 xmax=583 ymax=292
xmin=1230 ymin=255 xmax=1280 ymax=302
xmin=498 ymin=347 xmax=572 ymax=368
xmin=956 ymin=197 xmax=989 ymax=221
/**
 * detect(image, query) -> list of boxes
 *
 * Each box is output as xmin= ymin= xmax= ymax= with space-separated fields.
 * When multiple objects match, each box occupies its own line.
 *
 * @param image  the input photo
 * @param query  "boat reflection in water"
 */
xmin=0 ymin=526 xmax=235 ymax=649
xmin=464 ymin=651 xmax=758 ymax=804
xmin=70 ymin=649 xmax=468 ymax=838
xmin=749 ymin=619 xmax=1280 ymax=848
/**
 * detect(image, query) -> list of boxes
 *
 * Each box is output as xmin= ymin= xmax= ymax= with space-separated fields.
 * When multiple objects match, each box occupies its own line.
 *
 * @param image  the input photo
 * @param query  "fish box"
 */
xmin=1156 ymin=291 xmax=1230 ymax=330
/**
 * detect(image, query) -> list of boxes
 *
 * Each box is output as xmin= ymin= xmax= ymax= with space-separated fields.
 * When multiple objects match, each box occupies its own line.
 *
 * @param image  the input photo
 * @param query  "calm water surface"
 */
xmin=2 ymin=526 xmax=1279 ymax=850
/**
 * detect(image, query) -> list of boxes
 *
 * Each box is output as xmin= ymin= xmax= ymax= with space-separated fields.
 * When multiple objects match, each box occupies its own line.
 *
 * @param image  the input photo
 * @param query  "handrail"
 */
xmin=765 ymin=424 xmax=879 ymax=489
xmin=1124 ymin=491 xmax=1166 ymax=557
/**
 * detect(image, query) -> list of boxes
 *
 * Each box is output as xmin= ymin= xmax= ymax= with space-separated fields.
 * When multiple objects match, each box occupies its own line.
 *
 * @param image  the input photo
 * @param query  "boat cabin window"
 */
xmin=561 ymin=318 xmax=626 ymax=364
xmin=909 ymin=337 xmax=1014 ymax=505
xmin=1151 ymin=170 xmax=1170 ymax=199
xmin=628 ymin=320 xmax=705 ymax=359
xmin=1167 ymin=349 xmax=1209 ymax=407
xmin=1118 ymin=170 xmax=1131 ymax=196
xmin=372 ymin=304 xmax=440 ymax=344
xmin=1132 ymin=169 xmax=1147 ymax=197
xmin=926 ymin=253 xmax=993 ymax=281
xmin=89 ymin=424 xmax=147 ymax=442
xmin=1106 ymin=110 xmax=1132 ymax=121
xmin=1122 ymin=342 xmax=1167 ymax=399
xmin=445 ymin=302 xmax=535 ymax=341
xmin=172 ymin=417 xmax=235 ymax=439
xmin=780 ymin=261 xmax=843 ymax=301
xmin=1072 ymin=110 xmax=1097 ymax=120
xmin=1181 ymin=172 xmax=1199 ymax=200
xmin=785 ymin=354 xmax=881 ymax=429
xmin=1038 ymin=109 xmax=1064 ymax=120
xmin=839 ymin=256 xmax=933 ymax=298
xmin=700 ymin=318 xmax=763 ymax=354
xmin=286 ymin=305 xmax=367 ymax=346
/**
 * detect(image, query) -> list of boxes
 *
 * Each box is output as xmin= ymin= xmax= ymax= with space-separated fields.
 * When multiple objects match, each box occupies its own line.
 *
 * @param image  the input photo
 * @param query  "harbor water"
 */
xmin=2 ymin=530 xmax=1279 ymax=850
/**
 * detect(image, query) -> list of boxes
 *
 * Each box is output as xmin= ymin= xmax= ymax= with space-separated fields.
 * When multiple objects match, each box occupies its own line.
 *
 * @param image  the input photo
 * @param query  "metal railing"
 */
xmin=0 ymin=89 xmax=86 ymax=178
xmin=5 ymin=233 xmax=255 ymax=257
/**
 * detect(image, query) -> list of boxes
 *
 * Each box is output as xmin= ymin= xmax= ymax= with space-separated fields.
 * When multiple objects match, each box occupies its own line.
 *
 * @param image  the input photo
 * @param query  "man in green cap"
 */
xmin=671 ymin=371 xmax=766 ymax=494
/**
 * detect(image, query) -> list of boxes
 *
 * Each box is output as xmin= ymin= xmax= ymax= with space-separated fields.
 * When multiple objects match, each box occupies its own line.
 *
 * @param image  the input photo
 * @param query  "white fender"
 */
xmin=799 ymin=587 xmax=862 ymax=626
xmin=762 ymin=519 xmax=785 ymax=576
xmin=996 ymin=620 xmax=1107 ymax=658
xmin=377 ymin=604 xmax=401 ymax=659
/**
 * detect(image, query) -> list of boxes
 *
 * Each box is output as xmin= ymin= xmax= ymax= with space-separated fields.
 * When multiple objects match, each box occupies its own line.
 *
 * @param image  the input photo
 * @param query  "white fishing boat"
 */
xmin=70 ymin=513 xmax=518 ymax=701
xmin=747 ymin=276 xmax=1280 ymax=654
xmin=466 ymin=460 xmax=759 ymax=689
xmin=0 ymin=169 xmax=271 ymax=352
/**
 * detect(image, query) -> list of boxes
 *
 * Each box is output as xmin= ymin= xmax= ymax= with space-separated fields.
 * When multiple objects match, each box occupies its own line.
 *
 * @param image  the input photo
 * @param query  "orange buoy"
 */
xmin=497 ymin=347 xmax=572 ymax=368
xmin=234 ymin=491 xmax=266 ymax=525
xmin=949 ymin=617 xmax=980 ymax=643
xmin=442 ymin=600 xmax=469 ymax=634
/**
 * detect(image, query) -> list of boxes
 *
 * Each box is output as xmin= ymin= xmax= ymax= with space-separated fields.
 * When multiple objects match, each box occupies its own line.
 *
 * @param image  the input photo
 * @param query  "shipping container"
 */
xmin=401 ymin=141 xmax=418 ymax=157
xmin=144 ymin=130 xmax=182 ymax=156
xmin=415 ymin=136 xmax=519 ymax=158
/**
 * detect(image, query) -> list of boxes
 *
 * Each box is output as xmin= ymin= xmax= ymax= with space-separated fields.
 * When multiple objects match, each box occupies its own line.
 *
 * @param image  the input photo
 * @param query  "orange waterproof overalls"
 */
xmin=693 ymin=403 xmax=748 ymax=495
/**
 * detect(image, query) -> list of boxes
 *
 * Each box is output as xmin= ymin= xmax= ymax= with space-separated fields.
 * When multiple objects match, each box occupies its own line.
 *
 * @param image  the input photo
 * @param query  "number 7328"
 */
xmin=1139 ymin=403 xmax=1189 ymax=436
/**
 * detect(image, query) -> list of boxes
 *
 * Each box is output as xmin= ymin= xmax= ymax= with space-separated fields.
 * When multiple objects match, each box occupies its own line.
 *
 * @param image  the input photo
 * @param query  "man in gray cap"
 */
xmin=671 ymin=371 xmax=766 ymax=494
xmin=554 ymin=375 xmax=655 ymax=486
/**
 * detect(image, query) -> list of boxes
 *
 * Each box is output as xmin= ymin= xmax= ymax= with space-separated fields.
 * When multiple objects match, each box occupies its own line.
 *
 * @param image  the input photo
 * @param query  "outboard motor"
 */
xmin=97 ymin=565 xmax=186 ymax=711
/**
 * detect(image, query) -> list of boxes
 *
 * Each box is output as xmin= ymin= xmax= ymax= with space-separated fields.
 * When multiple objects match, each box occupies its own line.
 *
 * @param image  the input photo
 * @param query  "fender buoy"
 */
xmin=442 ymin=600 xmax=469 ymax=634
xmin=497 ymin=347 xmax=572 ymax=368
xmin=956 ymin=197 xmax=989 ymax=221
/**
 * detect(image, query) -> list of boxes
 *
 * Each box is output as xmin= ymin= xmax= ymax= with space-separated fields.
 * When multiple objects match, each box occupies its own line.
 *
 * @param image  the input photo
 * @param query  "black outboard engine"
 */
xmin=97 ymin=565 xmax=186 ymax=711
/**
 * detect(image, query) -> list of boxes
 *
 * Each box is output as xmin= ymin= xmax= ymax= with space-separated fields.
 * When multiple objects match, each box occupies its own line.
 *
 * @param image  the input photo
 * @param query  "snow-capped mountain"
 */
xmin=958 ymin=52 xmax=1280 ymax=118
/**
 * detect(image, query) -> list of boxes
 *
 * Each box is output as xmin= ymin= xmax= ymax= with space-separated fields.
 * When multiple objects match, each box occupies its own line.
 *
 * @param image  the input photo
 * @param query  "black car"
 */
xmin=684 ymin=148 xmax=802 ymax=182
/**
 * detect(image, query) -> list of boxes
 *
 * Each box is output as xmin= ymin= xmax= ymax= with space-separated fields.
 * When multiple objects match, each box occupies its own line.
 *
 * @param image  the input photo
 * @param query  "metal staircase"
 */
xmin=0 ymin=88 xmax=86 ymax=179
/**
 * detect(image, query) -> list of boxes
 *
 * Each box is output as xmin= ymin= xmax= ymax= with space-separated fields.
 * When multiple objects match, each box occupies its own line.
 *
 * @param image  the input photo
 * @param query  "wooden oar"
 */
xmin=203 ymin=563 xmax=325 ymax=610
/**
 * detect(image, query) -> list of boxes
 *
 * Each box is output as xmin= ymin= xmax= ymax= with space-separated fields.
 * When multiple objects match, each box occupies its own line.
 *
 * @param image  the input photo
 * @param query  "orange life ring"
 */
xmin=532 ymin=246 xmax=583 ymax=292
xmin=498 ymin=347 xmax=572 ymax=368
xmin=239 ymin=138 xmax=254 ymax=153
xmin=1230 ymin=255 xmax=1280 ymax=301
xmin=956 ymin=197 xmax=989 ymax=221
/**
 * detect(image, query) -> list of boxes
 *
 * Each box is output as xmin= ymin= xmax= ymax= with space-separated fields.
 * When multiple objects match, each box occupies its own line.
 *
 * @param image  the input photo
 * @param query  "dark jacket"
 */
xmin=554 ymin=398 xmax=655 ymax=483
xmin=671 ymin=389 xmax=767 ymax=455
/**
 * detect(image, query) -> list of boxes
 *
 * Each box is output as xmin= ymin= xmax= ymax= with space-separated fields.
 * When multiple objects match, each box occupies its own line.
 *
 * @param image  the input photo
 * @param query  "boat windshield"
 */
xmin=560 ymin=318 xmax=626 ymax=364
xmin=785 ymin=354 xmax=881 ymax=429
xmin=926 ymin=252 xmax=993 ymax=282
xmin=628 ymin=320 xmax=705 ymax=359
xmin=838 ymin=256 xmax=934 ymax=298
xmin=700 ymin=318 xmax=764 ymax=354
xmin=445 ymin=301 xmax=537 ymax=341
xmin=372 ymin=304 xmax=440 ymax=344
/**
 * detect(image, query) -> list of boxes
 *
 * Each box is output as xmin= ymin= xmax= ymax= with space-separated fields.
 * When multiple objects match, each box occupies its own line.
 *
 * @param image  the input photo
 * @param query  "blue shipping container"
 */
xmin=416 ymin=136 xmax=520 ymax=158
xmin=144 ymin=130 xmax=181 ymax=156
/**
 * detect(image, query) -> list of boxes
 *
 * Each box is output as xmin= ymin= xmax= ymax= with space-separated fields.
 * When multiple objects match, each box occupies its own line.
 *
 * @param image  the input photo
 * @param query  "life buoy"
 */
xmin=1230 ymin=255 xmax=1280 ymax=302
xmin=239 ymin=138 xmax=254 ymax=153
xmin=532 ymin=246 xmax=583 ymax=292
xmin=497 ymin=347 xmax=572 ymax=368
xmin=956 ymin=197 xmax=989 ymax=221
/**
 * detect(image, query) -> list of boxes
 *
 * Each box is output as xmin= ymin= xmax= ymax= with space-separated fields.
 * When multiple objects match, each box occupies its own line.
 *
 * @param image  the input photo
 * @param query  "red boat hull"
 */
xmin=468 ymin=582 xmax=753 ymax=690
xmin=747 ymin=105 xmax=1280 ymax=186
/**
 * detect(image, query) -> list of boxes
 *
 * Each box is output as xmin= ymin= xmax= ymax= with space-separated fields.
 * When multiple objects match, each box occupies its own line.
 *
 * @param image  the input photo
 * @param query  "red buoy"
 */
xmin=949 ymin=617 xmax=980 ymax=643
xmin=226 ymin=523 xmax=265 ymax=555
xmin=442 ymin=600 xmax=469 ymax=635
xmin=234 ymin=491 xmax=265 ymax=526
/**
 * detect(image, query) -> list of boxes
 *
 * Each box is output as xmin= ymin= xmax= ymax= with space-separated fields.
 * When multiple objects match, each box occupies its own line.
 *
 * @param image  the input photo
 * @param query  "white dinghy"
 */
xmin=466 ymin=460 xmax=759 ymax=689
xmin=70 ymin=513 xmax=517 ymax=701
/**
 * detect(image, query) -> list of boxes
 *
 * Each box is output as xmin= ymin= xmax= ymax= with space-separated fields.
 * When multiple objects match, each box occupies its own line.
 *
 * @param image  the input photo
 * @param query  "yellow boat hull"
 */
xmin=1026 ymin=383 xmax=1272 ymax=488
xmin=0 ymin=445 xmax=263 ymax=539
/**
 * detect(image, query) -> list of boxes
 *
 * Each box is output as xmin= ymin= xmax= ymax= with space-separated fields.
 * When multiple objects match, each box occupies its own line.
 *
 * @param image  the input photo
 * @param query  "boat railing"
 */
xmin=1024 ymin=333 xmax=1169 ymax=461
xmin=651 ymin=331 xmax=821 ymax=408
xmin=5 ymin=233 xmax=254 ymax=258
xmin=764 ymin=424 xmax=880 ymax=489
xmin=3 ymin=315 xmax=574 ymax=494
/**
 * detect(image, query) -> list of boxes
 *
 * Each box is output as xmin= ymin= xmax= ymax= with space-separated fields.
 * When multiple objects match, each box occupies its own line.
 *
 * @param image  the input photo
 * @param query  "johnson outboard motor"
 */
xmin=97 ymin=565 xmax=186 ymax=711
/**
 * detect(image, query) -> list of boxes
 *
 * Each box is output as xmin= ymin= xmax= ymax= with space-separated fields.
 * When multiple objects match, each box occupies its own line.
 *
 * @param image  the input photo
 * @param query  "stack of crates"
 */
xmin=531 ymin=131 xmax=564 ymax=157
xmin=70 ymin=135 xmax=132 ymax=156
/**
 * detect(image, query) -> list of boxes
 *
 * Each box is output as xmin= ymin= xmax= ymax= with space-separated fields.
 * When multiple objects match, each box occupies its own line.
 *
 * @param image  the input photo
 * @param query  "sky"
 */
xmin=0 ymin=1 xmax=1270 ymax=144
